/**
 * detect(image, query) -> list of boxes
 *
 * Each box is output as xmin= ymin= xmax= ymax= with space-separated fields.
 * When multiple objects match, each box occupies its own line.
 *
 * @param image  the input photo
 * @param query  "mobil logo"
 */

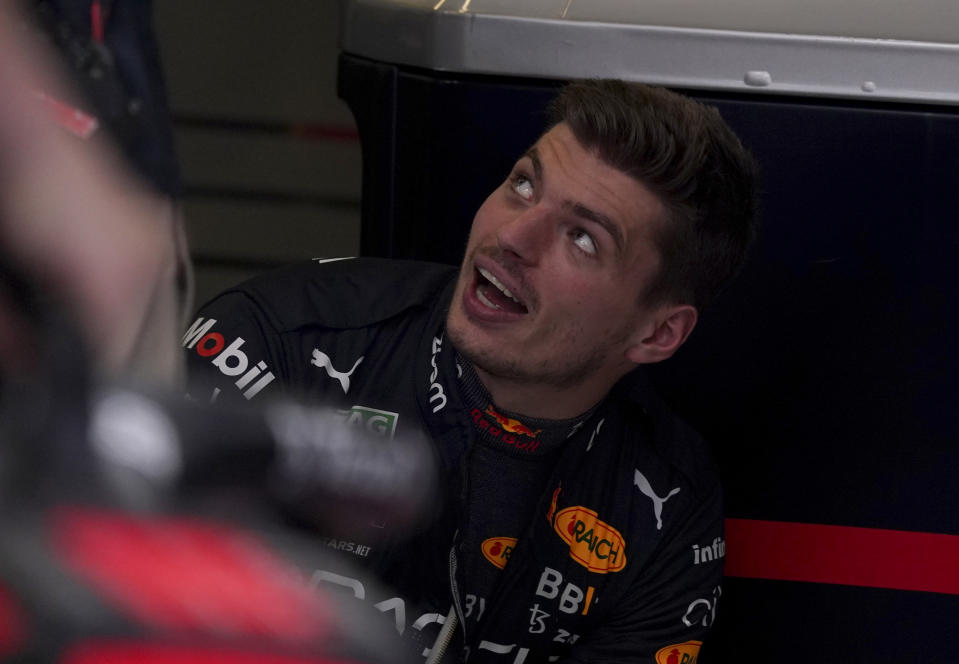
xmin=481 ymin=536 xmax=518 ymax=570
xmin=655 ymin=640 xmax=701 ymax=664
xmin=553 ymin=506 xmax=626 ymax=574
xmin=182 ymin=317 xmax=275 ymax=400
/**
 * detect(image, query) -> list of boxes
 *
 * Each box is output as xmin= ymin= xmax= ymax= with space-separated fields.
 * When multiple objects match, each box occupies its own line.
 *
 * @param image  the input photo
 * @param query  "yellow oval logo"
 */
xmin=481 ymin=536 xmax=518 ymax=570
xmin=553 ymin=506 xmax=627 ymax=573
xmin=655 ymin=640 xmax=702 ymax=664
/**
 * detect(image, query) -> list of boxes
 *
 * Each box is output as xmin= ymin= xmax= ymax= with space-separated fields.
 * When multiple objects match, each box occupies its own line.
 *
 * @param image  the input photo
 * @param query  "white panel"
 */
xmin=342 ymin=0 xmax=959 ymax=105
xmin=357 ymin=0 xmax=959 ymax=43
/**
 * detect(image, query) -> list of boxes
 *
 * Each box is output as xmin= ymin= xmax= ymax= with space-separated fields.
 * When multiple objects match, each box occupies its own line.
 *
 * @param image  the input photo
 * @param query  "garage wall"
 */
xmin=154 ymin=1 xmax=361 ymax=307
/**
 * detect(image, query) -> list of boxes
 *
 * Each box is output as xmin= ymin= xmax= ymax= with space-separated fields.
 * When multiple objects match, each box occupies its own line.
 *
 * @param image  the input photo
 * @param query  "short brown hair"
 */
xmin=548 ymin=80 xmax=758 ymax=309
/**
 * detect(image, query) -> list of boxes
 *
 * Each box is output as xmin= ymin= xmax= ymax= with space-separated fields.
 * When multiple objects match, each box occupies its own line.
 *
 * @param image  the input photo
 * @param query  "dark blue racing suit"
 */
xmin=183 ymin=257 xmax=725 ymax=663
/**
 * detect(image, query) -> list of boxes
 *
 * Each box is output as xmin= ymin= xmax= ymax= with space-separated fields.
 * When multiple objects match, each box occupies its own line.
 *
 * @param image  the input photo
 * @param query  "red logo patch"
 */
xmin=484 ymin=405 xmax=542 ymax=438
xmin=655 ymin=640 xmax=702 ymax=664
xmin=553 ymin=506 xmax=626 ymax=574
xmin=481 ymin=537 xmax=518 ymax=570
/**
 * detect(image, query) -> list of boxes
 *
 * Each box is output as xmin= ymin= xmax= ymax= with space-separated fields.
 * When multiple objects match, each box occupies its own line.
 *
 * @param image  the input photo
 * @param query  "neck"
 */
xmin=472 ymin=364 xmax=613 ymax=420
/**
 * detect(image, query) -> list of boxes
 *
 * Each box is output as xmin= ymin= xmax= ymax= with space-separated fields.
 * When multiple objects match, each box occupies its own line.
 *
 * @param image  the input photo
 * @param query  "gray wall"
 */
xmin=155 ymin=1 xmax=361 ymax=307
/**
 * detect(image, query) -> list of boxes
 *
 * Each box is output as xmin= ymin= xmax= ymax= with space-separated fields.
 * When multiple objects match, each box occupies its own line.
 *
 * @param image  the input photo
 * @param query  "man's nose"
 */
xmin=496 ymin=205 xmax=552 ymax=265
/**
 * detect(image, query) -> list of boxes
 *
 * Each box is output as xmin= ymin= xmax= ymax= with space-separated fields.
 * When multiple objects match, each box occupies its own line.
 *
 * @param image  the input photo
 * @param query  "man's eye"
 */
xmin=511 ymin=175 xmax=534 ymax=201
xmin=572 ymin=230 xmax=597 ymax=256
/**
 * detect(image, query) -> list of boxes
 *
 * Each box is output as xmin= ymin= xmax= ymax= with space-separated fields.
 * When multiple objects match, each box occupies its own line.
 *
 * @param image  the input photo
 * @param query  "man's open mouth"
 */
xmin=475 ymin=267 xmax=529 ymax=314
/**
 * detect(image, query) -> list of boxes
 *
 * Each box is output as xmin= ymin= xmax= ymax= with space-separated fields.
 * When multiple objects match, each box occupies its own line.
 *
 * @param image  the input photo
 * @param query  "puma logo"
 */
xmin=311 ymin=349 xmax=364 ymax=394
xmin=633 ymin=469 xmax=681 ymax=531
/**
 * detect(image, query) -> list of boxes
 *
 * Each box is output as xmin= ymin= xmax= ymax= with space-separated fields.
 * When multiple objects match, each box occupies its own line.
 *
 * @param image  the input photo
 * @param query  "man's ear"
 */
xmin=626 ymin=304 xmax=698 ymax=365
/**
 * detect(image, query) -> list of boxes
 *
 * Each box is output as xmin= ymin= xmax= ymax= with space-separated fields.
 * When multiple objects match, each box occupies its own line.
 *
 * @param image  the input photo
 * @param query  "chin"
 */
xmin=446 ymin=311 xmax=496 ymax=372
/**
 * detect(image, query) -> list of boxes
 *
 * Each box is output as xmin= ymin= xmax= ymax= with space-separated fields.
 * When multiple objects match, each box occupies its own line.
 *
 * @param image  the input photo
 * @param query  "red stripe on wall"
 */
xmin=725 ymin=518 xmax=959 ymax=595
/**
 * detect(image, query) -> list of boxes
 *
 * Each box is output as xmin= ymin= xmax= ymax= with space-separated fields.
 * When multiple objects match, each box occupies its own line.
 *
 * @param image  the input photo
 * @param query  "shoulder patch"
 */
xmin=613 ymin=371 xmax=719 ymax=498
xmin=220 ymin=258 xmax=456 ymax=332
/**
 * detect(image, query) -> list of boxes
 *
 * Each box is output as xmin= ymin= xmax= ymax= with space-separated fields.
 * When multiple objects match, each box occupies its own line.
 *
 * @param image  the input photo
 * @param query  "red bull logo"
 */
xmin=481 ymin=537 xmax=518 ymax=570
xmin=553 ymin=506 xmax=626 ymax=574
xmin=484 ymin=405 xmax=541 ymax=438
xmin=470 ymin=408 xmax=541 ymax=452
xmin=655 ymin=641 xmax=701 ymax=664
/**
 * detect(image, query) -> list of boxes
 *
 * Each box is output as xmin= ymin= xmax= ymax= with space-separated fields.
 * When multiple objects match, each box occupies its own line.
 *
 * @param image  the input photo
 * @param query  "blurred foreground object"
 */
xmin=0 ymin=7 xmax=433 ymax=658
xmin=28 ymin=0 xmax=181 ymax=197
xmin=0 ymin=388 xmax=432 ymax=663
xmin=0 ymin=273 xmax=432 ymax=664
xmin=0 ymin=3 xmax=188 ymax=385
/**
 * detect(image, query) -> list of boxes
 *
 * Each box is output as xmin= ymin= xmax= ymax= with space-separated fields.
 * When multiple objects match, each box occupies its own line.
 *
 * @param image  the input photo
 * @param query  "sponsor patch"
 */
xmin=553 ymin=506 xmax=626 ymax=574
xmin=633 ymin=468 xmax=681 ymax=531
xmin=484 ymin=404 xmax=541 ymax=439
xmin=311 ymin=348 xmax=364 ymax=394
xmin=427 ymin=335 xmax=447 ymax=413
xmin=182 ymin=317 xmax=276 ymax=400
xmin=481 ymin=537 xmax=518 ymax=570
xmin=655 ymin=641 xmax=702 ymax=664
xmin=692 ymin=537 xmax=725 ymax=565
xmin=336 ymin=405 xmax=399 ymax=440
xmin=319 ymin=537 xmax=372 ymax=558
xmin=470 ymin=408 xmax=541 ymax=452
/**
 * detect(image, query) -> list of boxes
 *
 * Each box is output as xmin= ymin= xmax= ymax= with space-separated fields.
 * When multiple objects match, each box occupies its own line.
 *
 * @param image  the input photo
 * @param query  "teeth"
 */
xmin=476 ymin=286 xmax=500 ymax=310
xmin=478 ymin=268 xmax=521 ymax=304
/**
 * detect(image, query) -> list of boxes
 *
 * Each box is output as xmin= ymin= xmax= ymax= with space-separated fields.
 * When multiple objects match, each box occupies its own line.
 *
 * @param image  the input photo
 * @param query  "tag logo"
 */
xmin=553 ymin=506 xmax=626 ymax=574
xmin=655 ymin=641 xmax=702 ymax=664
xmin=634 ymin=469 xmax=681 ymax=531
xmin=311 ymin=349 xmax=364 ymax=394
xmin=336 ymin=405 xmax=398 ymax=440
xmin=481 ymin=537 xmax=518 ymax=570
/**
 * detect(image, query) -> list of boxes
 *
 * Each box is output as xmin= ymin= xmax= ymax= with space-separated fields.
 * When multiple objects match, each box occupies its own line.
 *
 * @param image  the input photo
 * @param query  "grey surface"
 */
xmin=156 ymin=1 xmax=362 ymax=304
xmin=341 ymin=0 xmax=959 ymax=105
xmin=378 ymin=0 xmax=959 ymax=42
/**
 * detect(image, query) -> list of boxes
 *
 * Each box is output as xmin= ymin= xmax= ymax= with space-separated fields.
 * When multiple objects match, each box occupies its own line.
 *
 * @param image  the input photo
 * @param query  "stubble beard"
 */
xmin=446 ymin=245 xmax=631 ymax=392
xmin=446 ymin=310 xmax=614 ymax=391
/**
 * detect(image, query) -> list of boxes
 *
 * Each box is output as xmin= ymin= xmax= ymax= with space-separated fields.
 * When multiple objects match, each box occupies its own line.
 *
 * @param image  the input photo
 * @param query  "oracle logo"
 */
xmin=553 ymin=506 xmax=626 ymax=574
xmin=655 ymin=640 xmax=702 ymax=664
xmin=481 ymin=537 xmax=518 ymax=570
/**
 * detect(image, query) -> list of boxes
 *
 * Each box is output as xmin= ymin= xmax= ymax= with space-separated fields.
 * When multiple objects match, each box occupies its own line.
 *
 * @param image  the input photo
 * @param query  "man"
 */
xmin=184 ymin=80 xmax=757 ymax=663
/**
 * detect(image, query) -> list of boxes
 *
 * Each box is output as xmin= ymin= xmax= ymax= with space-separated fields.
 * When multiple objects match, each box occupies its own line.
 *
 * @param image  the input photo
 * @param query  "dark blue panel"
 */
xmin=338 ymin=54 xmax=959 ymax=658
xmin=704 ymin=578 xmax=959 ymax=663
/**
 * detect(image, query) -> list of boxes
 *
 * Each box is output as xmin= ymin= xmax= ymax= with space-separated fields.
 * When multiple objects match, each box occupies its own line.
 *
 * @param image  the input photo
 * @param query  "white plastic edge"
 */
xmin=341 ymin=7 xmax=959 ymax=106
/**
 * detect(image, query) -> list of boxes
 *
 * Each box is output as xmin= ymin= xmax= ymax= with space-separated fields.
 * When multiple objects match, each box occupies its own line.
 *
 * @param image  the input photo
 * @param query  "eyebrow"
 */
xmin=521 ymin=147 xmax=626 ymax=254
xmin=565 ymin=202 xmax=625 ymax=253
xmin=523 ymin=147 xmax=543 ymax=183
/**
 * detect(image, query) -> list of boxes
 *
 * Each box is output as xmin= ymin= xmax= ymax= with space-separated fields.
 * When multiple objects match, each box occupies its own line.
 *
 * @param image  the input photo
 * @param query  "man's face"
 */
xmin=446 ymin=123 xmax=667 ymax=392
